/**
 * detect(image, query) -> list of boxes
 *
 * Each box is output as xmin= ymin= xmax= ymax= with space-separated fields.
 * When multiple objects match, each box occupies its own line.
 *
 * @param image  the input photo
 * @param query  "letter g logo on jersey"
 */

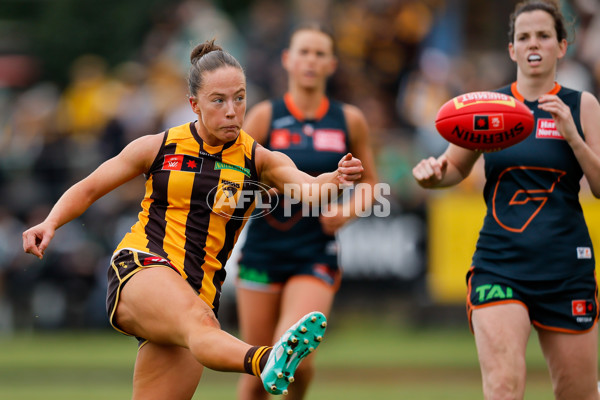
xmin=492 ymin=166 xmax=566 ymax=232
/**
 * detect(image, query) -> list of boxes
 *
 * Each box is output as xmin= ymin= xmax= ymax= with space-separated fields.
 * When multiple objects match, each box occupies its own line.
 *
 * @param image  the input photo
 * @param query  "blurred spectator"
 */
xmin=56 ymin=55 xmax=120 ymax=142
xmin=397 ymin=47 xmax=455 ymax=156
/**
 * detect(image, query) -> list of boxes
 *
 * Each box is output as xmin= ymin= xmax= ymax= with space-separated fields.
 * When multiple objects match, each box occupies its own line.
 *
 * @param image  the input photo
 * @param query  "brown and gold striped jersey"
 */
xmin=115 ymin=122 xmax=259 ymax=311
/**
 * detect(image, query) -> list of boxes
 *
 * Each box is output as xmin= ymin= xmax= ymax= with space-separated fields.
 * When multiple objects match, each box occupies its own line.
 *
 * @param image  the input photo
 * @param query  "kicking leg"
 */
xmin=116 ymin=267 xmax=324 ymax=397
xmin=261 ymin=310 xmax=327 ymax=396
xmin=115 ymin=266 xmax=250 ymax=371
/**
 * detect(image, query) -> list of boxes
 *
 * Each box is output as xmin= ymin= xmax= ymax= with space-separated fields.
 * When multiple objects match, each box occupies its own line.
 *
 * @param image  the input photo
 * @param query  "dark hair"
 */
xmin=508 ymin=0 xmax=571 ymax=44
xmin=188 ymin=38 xmax=243 ymax=96
xmin=288 ymin=22 xmax=336 ymax=55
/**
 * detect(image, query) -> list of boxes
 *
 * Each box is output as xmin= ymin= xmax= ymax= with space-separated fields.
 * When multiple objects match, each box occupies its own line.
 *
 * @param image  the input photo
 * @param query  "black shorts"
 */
xmin=106 ymin=249 xmax=181 ymax=341
xmin=466 ymin=267 xmax=599 ymax=333
xmin=236 ymin=261 xmax=341 ymax=292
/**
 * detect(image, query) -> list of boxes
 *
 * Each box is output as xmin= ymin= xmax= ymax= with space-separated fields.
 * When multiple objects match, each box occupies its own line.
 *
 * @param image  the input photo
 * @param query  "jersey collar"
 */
xmin=283 ymin=92 xmax=329 ymax=121
xmin=510 ymin=81 xmax=561 ymax=102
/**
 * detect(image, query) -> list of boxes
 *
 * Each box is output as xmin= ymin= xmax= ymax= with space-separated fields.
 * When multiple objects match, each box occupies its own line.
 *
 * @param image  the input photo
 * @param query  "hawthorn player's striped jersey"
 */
xmin=472 ymin=83 xmax=595 ymax=280
xmin=115 ymin=122 xmax=259 ymax=310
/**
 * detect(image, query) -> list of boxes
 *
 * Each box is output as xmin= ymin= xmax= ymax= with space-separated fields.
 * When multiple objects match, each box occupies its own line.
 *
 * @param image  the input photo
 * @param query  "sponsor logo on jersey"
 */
xmin=142 ymin=256 xmax=174 ymax=268
xmin=162 ymin=154 xmax=203 ymax=173
xmin=474 ymin=284 xmax=513 ymax=302
xmin=313 ymin=129 xmax=346 ymax=152
xmin=214 ymin=161 xmax=250 ymax=177
xmin=571 ymin=299 xmax=594 ymax=316
xmin=270 ymin=129 xmax=303 ymax=149
xmin=291 ymin=132 xmax=302 ymax=145
xmin=577 ymin=247 xmax=592 ymax=259
xmin=473 ymin=114 xmax=504 ymax=131
xmin=535 ymin=118 xmax=564 ymax=140
xmin=270 ymin=129 xmax=291 ymax=149
xmin=313 ymin=263 xmax=336 ymax=285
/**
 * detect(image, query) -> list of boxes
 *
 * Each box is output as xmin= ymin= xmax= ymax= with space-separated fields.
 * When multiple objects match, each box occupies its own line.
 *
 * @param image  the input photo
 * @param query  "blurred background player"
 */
xmin=235 ymin=23 xmax=378 ymax=400
xmin=412 ymin=1 xmax=600 ymax=399
xmin=22 ymin=39 xmax=364 ymax=400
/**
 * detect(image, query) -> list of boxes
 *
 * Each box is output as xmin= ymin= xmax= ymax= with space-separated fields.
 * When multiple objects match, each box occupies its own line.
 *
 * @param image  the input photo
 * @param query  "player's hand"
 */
xmin=22 ymin=222 xmax=56 ymax=260
xmin=336 ymin=153 xmax=363 ymax=185
xmin=538 ymin=94 xmax=578 ymax=143
xmin=412 ymin=155 xmax=448 ymax=188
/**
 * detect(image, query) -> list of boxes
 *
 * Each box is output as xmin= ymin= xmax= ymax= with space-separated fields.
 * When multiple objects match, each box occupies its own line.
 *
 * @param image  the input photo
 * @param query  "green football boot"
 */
xmin=261 ymin=311 xmax=327 ymax=395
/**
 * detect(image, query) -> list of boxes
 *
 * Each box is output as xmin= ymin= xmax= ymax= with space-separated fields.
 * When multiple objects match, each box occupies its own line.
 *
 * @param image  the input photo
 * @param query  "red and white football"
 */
xmin=435 ymin=91 xmax=534 ymax=152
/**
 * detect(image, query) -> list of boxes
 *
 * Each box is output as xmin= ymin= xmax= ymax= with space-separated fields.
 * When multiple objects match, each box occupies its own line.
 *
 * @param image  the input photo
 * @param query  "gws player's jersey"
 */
xmin=115 ymin=122 xmax=258 ymax=310
xmin=241 ymin=94 xmax=350 ymax=265
xmin=472 ymin=83 xmax=595 ymax=280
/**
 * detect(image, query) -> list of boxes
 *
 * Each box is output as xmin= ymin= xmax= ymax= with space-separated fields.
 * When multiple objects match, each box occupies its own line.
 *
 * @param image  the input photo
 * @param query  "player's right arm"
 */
xmin=412 ymin=144 xmax=481 ymax=189
xmin=22 ymin=133 xmax=164 ymax=259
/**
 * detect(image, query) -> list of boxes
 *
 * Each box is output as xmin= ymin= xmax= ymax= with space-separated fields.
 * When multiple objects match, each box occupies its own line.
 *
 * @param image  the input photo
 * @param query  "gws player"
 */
xmin=413 ymin=1 xmax=600 ymax=399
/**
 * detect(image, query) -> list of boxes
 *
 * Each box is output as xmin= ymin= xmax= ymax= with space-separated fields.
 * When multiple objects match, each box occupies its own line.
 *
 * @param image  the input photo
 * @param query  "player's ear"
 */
xmin=327 ymin=55 xmax=338 ymax=77
xmin=557 ymin=38 xmax=568 ymax=60
xmin=281 ymin=49 xmax=290 ymax=70
xmin=508 ymin=42 xmax=517 ymax=62
xmin=189 ymin=96 xmax=200 ymax=114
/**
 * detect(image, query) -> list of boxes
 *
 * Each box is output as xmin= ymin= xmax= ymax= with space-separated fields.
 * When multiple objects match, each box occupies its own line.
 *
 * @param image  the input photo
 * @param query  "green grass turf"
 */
xmin=0 ymin=314 xmax=557 ymax=399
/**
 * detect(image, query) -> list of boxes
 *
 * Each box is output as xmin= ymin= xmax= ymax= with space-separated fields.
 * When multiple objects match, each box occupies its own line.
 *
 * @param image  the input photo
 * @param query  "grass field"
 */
xmin=0 ymin=313 xmax=557 ymax=399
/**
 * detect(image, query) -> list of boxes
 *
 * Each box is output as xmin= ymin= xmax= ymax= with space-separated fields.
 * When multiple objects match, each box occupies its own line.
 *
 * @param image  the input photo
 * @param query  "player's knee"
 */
xmin=482 ymin=370 xmax=524 ymax=400
xmin=551 ymin=374 xmax=597 ymax=400
xmin=484 ymin=381 xmax=521 ymax=400
xmin=185 ymin=304 xmax=221 ymax=334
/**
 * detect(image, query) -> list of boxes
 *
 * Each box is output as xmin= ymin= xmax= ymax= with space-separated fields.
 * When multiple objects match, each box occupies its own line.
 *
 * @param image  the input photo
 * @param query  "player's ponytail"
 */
xmin=188 ymin=38 xmax=243 ymax=97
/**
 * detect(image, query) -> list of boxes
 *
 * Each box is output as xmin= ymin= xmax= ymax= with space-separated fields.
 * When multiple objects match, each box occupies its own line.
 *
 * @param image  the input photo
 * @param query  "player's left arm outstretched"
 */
xmin=538 ymin=92 xmax=600 ymax=197
xmin=256 ymin=146 xmax=363 ymax=203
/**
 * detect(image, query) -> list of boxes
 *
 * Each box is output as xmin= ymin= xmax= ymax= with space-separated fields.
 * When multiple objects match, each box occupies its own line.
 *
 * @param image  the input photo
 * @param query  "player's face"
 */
xmin=509 ymin=10 xmax=567 ymax=78
xmin=189 ymin=66 xmax=246 ymax=146
xmin=283 ymin=30 xmax=337 ymax=90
